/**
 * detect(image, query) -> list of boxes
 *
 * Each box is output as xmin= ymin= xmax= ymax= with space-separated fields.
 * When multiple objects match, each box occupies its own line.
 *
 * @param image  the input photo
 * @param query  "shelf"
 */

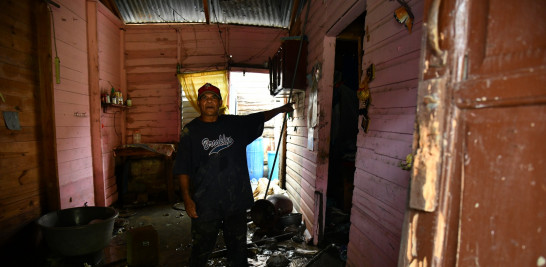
xmin=101 ymin=103 xmax=132 ymax=113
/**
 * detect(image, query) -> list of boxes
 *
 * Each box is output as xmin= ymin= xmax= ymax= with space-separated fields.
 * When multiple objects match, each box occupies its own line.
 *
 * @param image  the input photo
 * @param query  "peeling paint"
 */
xmin=409 ymin=256 xmax=428 ymax=267
xmin=474 ymin=243 xmax=480 ymax=266
xmin=433 ymin=213 xmax=445 ymax=262
xmin=538 ymin=256 xmax=546 ymax=266
xmin=406 ymin=213 xmax=419 ymax=261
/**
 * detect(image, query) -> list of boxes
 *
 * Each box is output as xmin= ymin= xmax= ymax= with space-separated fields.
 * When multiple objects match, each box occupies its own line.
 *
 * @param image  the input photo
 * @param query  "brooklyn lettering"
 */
xmin=202 ymin=134 xmax=234 ymax=151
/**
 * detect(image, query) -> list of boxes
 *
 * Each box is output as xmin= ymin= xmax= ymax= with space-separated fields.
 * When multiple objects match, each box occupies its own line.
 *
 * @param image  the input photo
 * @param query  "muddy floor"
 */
xmin=34 ymin=200 xmax=348 ymax=267
xmin=107 ymin=201 xmax=347 ymax=266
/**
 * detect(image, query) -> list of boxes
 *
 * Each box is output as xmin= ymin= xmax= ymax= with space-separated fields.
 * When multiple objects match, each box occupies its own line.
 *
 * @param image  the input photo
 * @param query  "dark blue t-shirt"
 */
xmin=173 ymin=113 xmax=264 ymax=221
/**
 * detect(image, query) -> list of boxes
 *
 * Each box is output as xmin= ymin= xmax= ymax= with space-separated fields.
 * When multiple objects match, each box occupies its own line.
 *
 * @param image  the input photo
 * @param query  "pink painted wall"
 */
xmin=286 ymin=0 xmax=422 ymax=265
xmin=284 ymin=0 xmax=370 ymax=243
xmin=123 ymin=27 xmax=180 ymax=144
xmin=51 ymin=0 xmax=94 ymax=209
xmin=50 ymin=0 xmax=123 ymax=208
xmin=347 ymin=0 xmax=423 ymax=266
xmin=122 ymin=25 xmax=287 ymax=144
xmin=97 ymin=2 xmax=123 ymax=207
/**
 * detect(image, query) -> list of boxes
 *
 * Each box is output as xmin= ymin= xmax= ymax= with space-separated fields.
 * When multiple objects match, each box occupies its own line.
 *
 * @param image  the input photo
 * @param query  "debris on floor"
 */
xmin=253 ymin=178 xmax=286 ymax=200
xmin=101 ymin=201 xmax=347 ymax=266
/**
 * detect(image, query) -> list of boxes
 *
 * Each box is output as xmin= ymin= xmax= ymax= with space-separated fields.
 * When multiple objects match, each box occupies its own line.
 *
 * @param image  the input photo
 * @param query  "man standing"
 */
xmin=174 ymin=83 xmax=293 ymax=266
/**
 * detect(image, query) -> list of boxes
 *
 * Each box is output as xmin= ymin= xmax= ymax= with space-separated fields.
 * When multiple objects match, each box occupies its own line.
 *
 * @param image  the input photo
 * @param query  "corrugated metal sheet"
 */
xmin=115 ymin=0 xmax=206 ymax=23
xmin=113 ymin=0 xmax=294 ymax=28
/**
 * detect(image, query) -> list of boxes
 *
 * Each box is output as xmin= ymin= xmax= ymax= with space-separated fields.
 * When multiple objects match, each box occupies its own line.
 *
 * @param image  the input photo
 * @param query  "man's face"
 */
xmin=198 ymin=92 xmax=222 ymax=116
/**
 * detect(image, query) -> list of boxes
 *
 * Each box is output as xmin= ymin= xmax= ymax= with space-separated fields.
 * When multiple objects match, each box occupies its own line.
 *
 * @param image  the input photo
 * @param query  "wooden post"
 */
xmin=36 ymin=0 xmax=60 ymax=211
xmin=87 ymin=0 xmax=106 ymax=206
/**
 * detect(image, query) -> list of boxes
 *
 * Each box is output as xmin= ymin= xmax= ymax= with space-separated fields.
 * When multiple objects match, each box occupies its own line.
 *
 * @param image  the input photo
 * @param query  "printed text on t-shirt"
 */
xmin=202 ymin=134 xmax=234 ymax=155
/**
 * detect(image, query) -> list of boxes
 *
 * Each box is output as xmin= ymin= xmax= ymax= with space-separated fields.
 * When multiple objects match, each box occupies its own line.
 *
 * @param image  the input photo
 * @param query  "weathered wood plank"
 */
xmin=349 ymin=203 xmax=399 ymax=265
xmin=58 ymin=166 xmax=93 ymax=187
xmin=366 ymin=107 xmax=416 ymax=134
xmin=57 ymin=156 xmax=93 ymax=177
xmin=370 ymin=80 xmax=418 ymax=108
xmin=0 ymin=193 xmax=41 ymax=222
xmin=365 ymin=51 xmax=421 ymax=88
xmin=0 ymin=205 xmax=41 ymax=244
xmin=347 ymin=226 xmax=394 ymax=267
xmin=56 ymin=126 xmax=91 ymax=138
xmin=358 ymin=131 xmax=413 ymax=159
xmin=352 ymin=187 xmax=404 ymax=236
xmin=353 ymin=167 xmax=408 ymax=213
xmin=0 ymin=127 xmax=37 ymax=143
xmin=59 ymin=178 xmax=95 ymax=208
xmin=0 ymin=168 xmax=39 ymax=202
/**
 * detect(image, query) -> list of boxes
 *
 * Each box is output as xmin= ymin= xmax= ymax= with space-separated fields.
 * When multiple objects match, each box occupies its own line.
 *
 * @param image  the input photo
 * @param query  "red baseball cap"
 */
xmin=198 ymin=83 xmax=222 ymax=100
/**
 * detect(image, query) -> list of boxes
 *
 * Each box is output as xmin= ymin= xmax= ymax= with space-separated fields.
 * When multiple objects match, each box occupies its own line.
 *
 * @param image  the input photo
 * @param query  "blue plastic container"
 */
xmin=246 ymin=137 xmax=264 ymax=181
xmin=267 ymin=151 xmax=279 ymax=180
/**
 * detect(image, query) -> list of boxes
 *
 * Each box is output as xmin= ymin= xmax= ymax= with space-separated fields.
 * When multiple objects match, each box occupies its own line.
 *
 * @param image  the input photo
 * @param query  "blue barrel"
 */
xmin=246 ymin=137 xmax=264 ymax=181
xmin=267 ymin=151 xmax=279 ymax=180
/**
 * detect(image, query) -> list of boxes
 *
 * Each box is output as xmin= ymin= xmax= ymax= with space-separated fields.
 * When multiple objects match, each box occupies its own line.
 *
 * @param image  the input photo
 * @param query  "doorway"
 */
xmin=325 ymin=12 xmax=365 ymax=246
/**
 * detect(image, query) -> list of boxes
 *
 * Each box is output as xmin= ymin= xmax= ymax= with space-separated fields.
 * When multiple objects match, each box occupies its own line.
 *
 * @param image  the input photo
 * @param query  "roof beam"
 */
xmin=203 ymin=0 xmax=210 ymax=24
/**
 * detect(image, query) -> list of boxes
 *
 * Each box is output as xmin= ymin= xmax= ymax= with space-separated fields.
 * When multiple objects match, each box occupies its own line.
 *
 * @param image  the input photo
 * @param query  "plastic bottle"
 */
xmin=133 ymin=130 xmax=141 ymax=144
xmin=126 ymin=95 xmax=132 ymax=107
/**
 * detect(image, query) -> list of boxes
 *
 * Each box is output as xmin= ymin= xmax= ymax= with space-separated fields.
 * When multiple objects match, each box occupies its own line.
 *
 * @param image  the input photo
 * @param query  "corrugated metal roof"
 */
xmin=113 ymin=0 xmax=294 ymax=28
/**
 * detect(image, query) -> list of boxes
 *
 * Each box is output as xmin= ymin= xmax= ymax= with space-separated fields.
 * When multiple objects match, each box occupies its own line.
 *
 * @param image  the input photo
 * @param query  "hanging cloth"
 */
xmin=177 ymin=70 xmax=230 ymax=114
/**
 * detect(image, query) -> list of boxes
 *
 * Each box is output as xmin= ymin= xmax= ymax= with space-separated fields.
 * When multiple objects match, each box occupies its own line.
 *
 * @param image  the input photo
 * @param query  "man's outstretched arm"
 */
xmin=264 ymin=103 xmax=294 ymax=122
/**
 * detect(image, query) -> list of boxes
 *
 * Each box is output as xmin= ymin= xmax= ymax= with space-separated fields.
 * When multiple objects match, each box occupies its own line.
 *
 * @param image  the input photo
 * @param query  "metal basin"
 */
xmin=266 ymin=194 xmax=293 ymax=216
xmin=251 ymin=199 xmax=277 ymax=229
xmin=279 ymin=213 xmax=302 ymax=227
xmin=251 ymin=194 xmax=294 ymax=229
xmin=37 ymin=206 xmax=118 ymax=256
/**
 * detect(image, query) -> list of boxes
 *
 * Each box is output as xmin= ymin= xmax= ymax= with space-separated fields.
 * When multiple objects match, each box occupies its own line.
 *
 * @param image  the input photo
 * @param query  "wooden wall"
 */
xmin=124 ymin=26 xmax=179 ymax=144
xmin=49 ymin=0 xmax=122 ymax=209
xmin=0 ymin=0 xmax=123 ymax=249
xmin=347 ymin=0 xmax=422 ymax=266
xmin=284 ymin=0 xmax=366 ymax=244
xmin=284 ymin=0 xmax=422 ymax=265
xmin=49 ymin=0 xmax=94 ymax=209
xmin=0 ymin=0 xmax=55 ymax=247
xmin=96 ymin=1 xmax=123 ymax=207
xmin=123 ymin=24 xmax=287 ymax=143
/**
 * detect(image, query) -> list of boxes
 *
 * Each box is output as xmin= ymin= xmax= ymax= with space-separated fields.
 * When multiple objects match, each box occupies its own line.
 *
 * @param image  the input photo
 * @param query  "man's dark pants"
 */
xmin=190 ymin=211 xmax=248 ymax=267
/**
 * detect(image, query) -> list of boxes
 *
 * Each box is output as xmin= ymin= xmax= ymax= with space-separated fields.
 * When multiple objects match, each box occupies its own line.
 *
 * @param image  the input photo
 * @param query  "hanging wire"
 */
xmin=210 ymin=1 xmax=232 ymax=65
xmin=239 ymin=29 xmax=285 ymax=64
xmin=47 ymin=4 xmax=61 ymax=84
xmin=47 ymin=5 xmax=58 ymax=58
xmin=263 ymin=0 xmax=312 ymax=200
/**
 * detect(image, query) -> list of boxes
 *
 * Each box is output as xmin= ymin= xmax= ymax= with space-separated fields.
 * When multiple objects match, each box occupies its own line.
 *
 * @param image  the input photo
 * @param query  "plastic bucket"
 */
xmin=267 ymin=151 xmax=279 ymax=180
xmin=246 ymin=137 xmax=264 ymax=180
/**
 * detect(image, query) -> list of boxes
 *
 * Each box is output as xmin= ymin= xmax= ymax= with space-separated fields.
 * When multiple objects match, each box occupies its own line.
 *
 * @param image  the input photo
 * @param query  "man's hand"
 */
xmin=278 ymin=102 xmax=294 ymax=113
xmin=264 ymin=102 xmax=295 ymax=121
xmin=179 ymin=174 xmax=198 ymax=218
xmin=184 ymin=197 xmax=198 ymax=218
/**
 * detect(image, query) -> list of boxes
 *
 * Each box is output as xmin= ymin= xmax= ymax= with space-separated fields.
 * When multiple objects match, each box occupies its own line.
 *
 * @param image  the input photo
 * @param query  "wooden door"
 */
xmin=399 ymin=0 xmax=546 ymax=266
